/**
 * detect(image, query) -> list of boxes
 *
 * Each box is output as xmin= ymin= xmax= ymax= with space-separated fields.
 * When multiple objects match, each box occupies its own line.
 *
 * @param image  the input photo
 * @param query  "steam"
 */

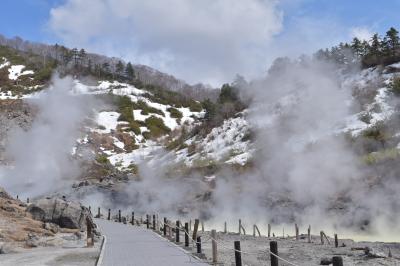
xmin=0 ymin=75 xmax=94 ymax=198
xmin=77 ymin=56 xmax=400 ymax=241
xmin=206 ymin=57 xmax=400 ymax=239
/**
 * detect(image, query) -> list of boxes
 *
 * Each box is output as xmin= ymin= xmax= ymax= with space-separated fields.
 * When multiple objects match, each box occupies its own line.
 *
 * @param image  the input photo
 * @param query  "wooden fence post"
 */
xmin=131 ymin=212 xmax=134 ymax=225
xmin=234 ymin=241 xmax=242 ymax=266
xmin=211 ymin=229 xmax=217 ymax=264
xmin=146 ymin=215 xmax=150 ymax=229
xmin=254 ymin=225 xmax=261 ymax=237
xmin=308 ymin=225 xmax=311 ymax=243
xmin=185 ymin=222 xmax=189 ymax=247
xmin=224 ymin=222 xmax=227 ymax=234
xmin=176 ymin=220 xmax=180 ymax=243
xmin=163 ymin=217 xmax=167 ymax=236
xmin=268 ymin=223 xmax=271 ymax=238
xmin=196 ymin=236 xmax=202 ymax=254
xmin=332 ymin=256 xmax=343 ymax=266
xmin=270 ymin=241 xmax=278 ymax=266
xmin=334 ymin=234 xmax=338 ymax=248
xmin=97 ymin=207 xmax=101 ymax=218
xmin=118 ymin=210 xmax=121 ymax=223
xmin=239 ymin=219 xmax=242 ymax=235
xmin=295 ymin=224 xmax=299 ymax=240
xmin=168 ymin=220 xmax=172 ymax=238
xmin=201 ymin=221 xmax=204 ymax=232
xmin=86 ymin=217 xmax=94 ymax=247
xmin=193 ymin=219 xmax=199 ymax=241
xmin=88 ymin=206 xmax=90 ymax=213
xmin=107 ymin=209 xmax=110 ymax=220
xmin=153 ymin=214 xmax=156 ymax=230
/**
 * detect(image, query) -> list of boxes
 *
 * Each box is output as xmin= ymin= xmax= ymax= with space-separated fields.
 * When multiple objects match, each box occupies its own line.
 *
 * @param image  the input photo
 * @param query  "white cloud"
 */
xmin=350 ymin=26 xmax=373 ymax=42
xmin=48 ymin=0 xmax=283 ymax=85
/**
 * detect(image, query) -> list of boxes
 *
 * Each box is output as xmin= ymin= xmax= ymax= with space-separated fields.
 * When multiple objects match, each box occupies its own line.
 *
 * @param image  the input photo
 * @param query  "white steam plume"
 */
xmin=0 ymin=75 xmax=95 ymax=198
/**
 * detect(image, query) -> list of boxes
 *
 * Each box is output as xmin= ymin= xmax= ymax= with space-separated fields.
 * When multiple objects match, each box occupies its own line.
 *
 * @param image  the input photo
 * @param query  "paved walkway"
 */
xmin=95 ymin=219 xmax=209 ymax=266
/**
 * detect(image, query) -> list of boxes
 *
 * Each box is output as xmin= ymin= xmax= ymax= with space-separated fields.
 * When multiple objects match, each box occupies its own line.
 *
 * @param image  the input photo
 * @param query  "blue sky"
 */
xmin=1 ymin=0 xmax=398 ymax=44
xmin=1 ymin=0 xmax=400 ymax=84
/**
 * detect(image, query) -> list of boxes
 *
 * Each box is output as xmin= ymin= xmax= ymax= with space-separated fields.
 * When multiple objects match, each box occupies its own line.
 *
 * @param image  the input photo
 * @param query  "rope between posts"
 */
xmin=99 ymin=215 xmax=299 ymax=266
xmin=207 ymin=235 xmax=299 ymax=266
xmin=159 ymin=220 xmax=212 ymax=245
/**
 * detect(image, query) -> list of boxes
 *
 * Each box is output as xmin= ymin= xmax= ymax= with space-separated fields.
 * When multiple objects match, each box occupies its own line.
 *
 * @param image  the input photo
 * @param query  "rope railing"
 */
xmin=159 ymin=218 xmax=299 ymax=266
xmin=92 ymin=208 xmax=346 ymax=266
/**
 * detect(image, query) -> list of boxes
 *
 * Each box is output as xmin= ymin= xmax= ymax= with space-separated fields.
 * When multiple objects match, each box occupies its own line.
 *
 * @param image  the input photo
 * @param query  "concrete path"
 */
xmin=95 ymin=219 xmax=209 ymax=266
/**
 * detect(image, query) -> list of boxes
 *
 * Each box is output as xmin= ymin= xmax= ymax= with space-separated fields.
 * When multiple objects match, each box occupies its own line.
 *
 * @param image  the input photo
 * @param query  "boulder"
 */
xmin=27 ymin=198 xmax=93 ymax=231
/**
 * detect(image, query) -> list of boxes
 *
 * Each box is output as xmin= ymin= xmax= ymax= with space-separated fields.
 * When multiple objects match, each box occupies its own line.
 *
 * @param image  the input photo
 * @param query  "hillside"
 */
xmin=1 ymin=30 xmax=400 ymax=245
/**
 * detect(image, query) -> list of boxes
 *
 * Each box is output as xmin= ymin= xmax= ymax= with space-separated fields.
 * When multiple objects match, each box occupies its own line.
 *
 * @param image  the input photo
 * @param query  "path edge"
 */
xmin=95 ymin=235 xmax=107 ymax=266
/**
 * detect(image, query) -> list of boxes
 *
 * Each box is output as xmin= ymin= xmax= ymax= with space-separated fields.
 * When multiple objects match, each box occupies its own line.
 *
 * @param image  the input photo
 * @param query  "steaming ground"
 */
xmin=0 ymin=75 xmax=98 ymax=198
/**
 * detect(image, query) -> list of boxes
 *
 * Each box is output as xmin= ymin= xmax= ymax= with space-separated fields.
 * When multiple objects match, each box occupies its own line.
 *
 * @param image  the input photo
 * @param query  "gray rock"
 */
xmin=26 ymin=233 xmax=39 ymax=248
xmin=320 ymin=257 xmax=332 ymax=265
xmin=44 ymin=222 xmax=59 ymax=234
xmin=0 ymin=187 xmax=12 ymax=199
xmin=27 ymin=197 xmax=93 ymax=231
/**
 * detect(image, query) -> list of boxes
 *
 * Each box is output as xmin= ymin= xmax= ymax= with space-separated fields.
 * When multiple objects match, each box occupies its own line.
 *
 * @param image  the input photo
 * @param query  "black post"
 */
xmin=334 ymin=234 xmax=338 ymax=248
xmin=88 ymin=206 xmax=91 ymax=213
xmin=270 ymin=241 xmax=278 ymax=266
xmin=107 ymin=209 xmax=111 ymax=220
xmin=131 ymin=212 xmax=134 ymax=225
xmin=332 ymin=256 xmax=343 ymax=266
xmin=163 ymin=217 xmax=167 ymax=236
xmin=196 ymin=236 xmax=202 ymax=254
xmin=175 ymin=220 xmax=180 ymax=243
xmin=146 ymin=215 xmax=150 ymax=229
xmin=185 ymin=222 xmax=189 ymax=247
xmin=234 ymin=241 xmax=242 ymax=266
xmin=153 ymin=214 xmax=156 ymax=230
xmin=16 ymin=195 xmax=19 ymax=200
xmin=118 ymin=210 xmax=121 ymax=223
xmin=98 ymin=207 xmax=100 ymax=218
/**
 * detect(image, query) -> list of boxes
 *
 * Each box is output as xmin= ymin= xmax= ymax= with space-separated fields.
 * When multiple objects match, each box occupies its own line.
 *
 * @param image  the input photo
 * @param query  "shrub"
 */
xmin=390 ymin=77 xmax=400 ymax=96
xmin=144 ymin=116 xmax=171 ymax=138
xmin=362 ymin=148 xmax=399 ymax=165
xmin=188 ymin=100 xmax=203 ymax=112
xmin=167 ymin=107 xmax=183 ymax=119
xmin=118 ymin=106 xmax=134 ymax=122
xmin=96 ymin=154 xmax=109 ymax=164
xmin=132 ymin=100 xmax=164 ymax=116
xmin=128 ymin=121 xmax=141 ymax=135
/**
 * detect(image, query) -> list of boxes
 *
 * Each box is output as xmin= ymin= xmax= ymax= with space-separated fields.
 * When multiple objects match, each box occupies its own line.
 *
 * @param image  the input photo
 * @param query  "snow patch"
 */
xmin=8 ymin=65 xmax=34 ymax=80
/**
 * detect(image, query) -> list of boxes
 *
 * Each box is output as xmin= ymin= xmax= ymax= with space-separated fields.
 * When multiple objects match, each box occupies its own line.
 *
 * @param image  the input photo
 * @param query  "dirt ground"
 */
xmin=195 ymin=231 xmax=400 ymax=266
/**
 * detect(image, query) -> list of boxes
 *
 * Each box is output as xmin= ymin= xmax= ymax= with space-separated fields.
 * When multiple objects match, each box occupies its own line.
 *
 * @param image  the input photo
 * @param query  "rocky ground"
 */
xmin=196 ymin=231 xmax=400 ymax=265
xmin=0 ymin=187 xmax=101 ymax=265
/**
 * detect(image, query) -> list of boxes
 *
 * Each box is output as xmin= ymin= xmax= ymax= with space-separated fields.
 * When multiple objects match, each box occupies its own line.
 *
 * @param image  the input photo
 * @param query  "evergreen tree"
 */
xmin=351 ymin=37 xmax=363 ymax=57
xmin=370 ymin=33 xmax=381 ymax=55
xmin=125 ymin=62 xmax=135 ymax=79
xmin=385 ymin=27 xmax=399 ymax=51
xmin=78 ymin=48 xmax=86 ymax=66
xmin=116 ymin=60 xmax=124 ymax=75
xmin=102 ymin=62 xmax=110 ymax=73
xmin=202 ymin=99 xmax=216 ymax=122
xmin=71 ymin=48 xmax=79 ymax=65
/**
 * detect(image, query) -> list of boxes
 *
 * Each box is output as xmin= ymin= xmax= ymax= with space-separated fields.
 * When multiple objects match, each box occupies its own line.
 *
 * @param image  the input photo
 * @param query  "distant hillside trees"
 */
xmin=316 ymin=26 xmax=400 ymax=68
